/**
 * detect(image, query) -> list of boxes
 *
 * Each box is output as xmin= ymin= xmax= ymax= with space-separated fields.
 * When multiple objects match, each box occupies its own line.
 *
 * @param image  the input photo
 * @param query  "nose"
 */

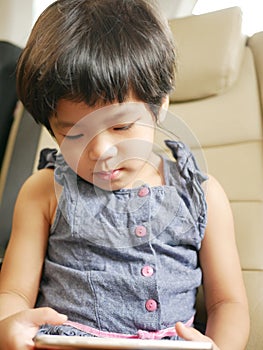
xmin=88 ymin=132 xmax=118 ymax=161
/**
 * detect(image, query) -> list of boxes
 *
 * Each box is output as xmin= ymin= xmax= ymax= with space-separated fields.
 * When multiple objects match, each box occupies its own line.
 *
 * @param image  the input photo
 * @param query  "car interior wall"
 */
xmin=0 ymin=0 xmax=33 ymax=47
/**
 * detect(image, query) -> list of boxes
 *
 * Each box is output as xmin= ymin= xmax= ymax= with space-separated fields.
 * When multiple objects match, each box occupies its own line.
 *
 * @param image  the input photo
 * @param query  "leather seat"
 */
xmin=0 ymin=41 xmax=21 ymax=168
xmin=163 ymin=7 xmax=263 ymax=349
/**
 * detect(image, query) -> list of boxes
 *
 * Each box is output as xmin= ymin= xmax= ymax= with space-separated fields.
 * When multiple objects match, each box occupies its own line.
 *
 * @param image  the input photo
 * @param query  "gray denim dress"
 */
xmin=36 ymin=140 xmax=207 ymax=339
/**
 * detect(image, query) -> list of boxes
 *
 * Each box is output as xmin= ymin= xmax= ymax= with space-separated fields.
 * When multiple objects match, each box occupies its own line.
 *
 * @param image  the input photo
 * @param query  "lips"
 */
xmin=94 ymin=169 xmax=121 ymax=181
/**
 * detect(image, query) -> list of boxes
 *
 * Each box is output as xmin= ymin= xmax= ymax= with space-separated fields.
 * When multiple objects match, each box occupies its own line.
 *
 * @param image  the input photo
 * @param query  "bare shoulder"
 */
xmin=203 ymin=174 xmax=231 ymax=215
xmin=200 ymin=173 xmax=238 ymax=280
xmin=203 ymin=173 xmax=228 ymax=197
xmin=20 ymin=168 xmax=56 ymax=195
xmin=14 ymin=168 xmax=59 ymax=226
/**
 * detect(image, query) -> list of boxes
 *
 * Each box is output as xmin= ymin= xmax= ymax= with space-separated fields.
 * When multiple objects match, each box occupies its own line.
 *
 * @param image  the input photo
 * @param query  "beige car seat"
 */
xmin=164 ymin=7 xmax=263 ymax=350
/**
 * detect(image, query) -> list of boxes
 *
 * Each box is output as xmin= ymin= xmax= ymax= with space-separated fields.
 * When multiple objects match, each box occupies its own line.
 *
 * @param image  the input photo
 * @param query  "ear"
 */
xmin=158 ymin=95 xmax=169 ymax=123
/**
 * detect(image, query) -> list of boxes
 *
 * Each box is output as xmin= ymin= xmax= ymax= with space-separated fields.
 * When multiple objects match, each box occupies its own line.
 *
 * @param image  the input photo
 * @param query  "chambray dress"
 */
xmin=36 ymin=140 xmax=207 ymax=339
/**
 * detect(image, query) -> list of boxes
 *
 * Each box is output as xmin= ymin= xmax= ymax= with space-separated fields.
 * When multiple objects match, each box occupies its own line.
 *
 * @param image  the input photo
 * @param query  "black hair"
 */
xmin=17 ymin=0 xmax=176 ymax=131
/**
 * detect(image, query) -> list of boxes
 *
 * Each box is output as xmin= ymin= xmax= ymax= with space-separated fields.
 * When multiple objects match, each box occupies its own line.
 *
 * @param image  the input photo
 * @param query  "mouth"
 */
xmin=93 ymin=169 xmax=122 ymax=181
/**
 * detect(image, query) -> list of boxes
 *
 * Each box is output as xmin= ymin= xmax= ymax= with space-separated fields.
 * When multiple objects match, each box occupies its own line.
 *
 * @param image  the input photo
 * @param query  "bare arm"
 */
xmin=0 ymin=169 xmax=54 ymax=317
xmin=176 ymin=175 xmax=250 ymax=350
xmin=0 ymin=169 xmax=67 ymax=349
xmin=200 ymin=175 xmax=249 ymax=349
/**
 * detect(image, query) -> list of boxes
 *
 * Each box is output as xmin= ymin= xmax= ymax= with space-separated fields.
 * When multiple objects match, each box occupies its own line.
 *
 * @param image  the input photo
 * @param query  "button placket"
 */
xmin=135 ymin=225 xmax=147 ymax=237
xmin=141 ymin=265 xmax=154 ymax=277
xmin=138 ymin=186 xmax=150 ymax=197
xmin=145 ymin=299 xmax=158 ymax=312
xmin=135 ymin=186 xmax=157 ymax=314
xmin=134 ymin=186 xmax=150 ymax=239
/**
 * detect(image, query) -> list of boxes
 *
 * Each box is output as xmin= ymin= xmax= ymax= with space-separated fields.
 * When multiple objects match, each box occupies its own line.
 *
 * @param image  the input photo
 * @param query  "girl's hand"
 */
xmin=175 ymin=322 xmax=219 ymax=350
xmin=0 ymin=307 xmax=68 ymax=350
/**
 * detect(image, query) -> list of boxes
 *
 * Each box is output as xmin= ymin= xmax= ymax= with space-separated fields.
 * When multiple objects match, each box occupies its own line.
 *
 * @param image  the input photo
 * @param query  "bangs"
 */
xmin=55 ymin=18 xmax=132 ymax=105
xmin=51 ymin=1 xmax=174 ymax=106
xmin=17 ymin=0 xmax=176 ymax=127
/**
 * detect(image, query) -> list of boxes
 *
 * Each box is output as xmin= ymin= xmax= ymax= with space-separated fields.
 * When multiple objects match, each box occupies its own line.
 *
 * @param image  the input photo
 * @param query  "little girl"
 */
xmin=0 ymin=1 xmax=249 ymax=349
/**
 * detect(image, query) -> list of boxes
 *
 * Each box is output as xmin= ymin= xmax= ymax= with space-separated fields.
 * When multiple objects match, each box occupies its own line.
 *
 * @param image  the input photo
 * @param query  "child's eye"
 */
xmin=113 ymin=123 xmax=134 ymax=131
xmin=64 ymin=133 xmax=84 ymax=140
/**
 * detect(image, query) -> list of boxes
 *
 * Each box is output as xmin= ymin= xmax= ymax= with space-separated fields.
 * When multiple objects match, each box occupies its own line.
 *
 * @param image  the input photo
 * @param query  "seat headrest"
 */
xmin=169 ymin=7 xmax=246 ymax=102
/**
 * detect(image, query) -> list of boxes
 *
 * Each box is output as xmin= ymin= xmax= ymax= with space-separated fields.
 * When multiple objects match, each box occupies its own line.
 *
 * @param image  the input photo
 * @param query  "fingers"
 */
xmin=175 ymin=322 xmax=205 ymax=341
xmin=176 ymin=322 xmax=216 ymax=343
xmin=0 ymin=308 xmax=67 ymax=350
xmin=175 ymin=322 xmax=219 ymax=350
xmin=20 ymin=307 xmax=68 ymax=327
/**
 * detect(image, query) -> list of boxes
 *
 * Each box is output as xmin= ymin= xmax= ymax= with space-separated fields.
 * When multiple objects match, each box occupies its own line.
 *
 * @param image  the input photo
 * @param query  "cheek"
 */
xmin=118 ymin=137 xmax=153 ymax=162
xmin=63 ymin=151 xmax=93 ymax=182
xmin=59 ymin=139 xmax=89 ymax=174
xmin=76 ymin=154 xmax=92 ymax=179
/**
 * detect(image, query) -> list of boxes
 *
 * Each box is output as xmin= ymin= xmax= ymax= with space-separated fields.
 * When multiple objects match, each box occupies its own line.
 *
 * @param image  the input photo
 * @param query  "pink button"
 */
xmin=138 ymin=187 xmax=149 ymax=197
xmin=135 ymin=225 xmax=147 ymax=237
xmin=141 ymin=265 xmax=154 ymax=277
xmin=145 ymin=299 xmax=157 ymax=312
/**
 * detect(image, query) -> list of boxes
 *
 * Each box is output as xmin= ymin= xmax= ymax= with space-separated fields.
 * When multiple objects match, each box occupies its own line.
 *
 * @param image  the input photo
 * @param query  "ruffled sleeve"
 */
xmin=37 ymin=148 xmax=58 ymax=170
xmin=37 ymin=148 xmax=76 ymax=187
xmin=165 ymin=140 xmax=208 ymax=239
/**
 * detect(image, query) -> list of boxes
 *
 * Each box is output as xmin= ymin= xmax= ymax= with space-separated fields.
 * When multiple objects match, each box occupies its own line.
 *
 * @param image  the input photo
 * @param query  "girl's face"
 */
xmin=49 ymin=98 xmax=165 ymax=191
